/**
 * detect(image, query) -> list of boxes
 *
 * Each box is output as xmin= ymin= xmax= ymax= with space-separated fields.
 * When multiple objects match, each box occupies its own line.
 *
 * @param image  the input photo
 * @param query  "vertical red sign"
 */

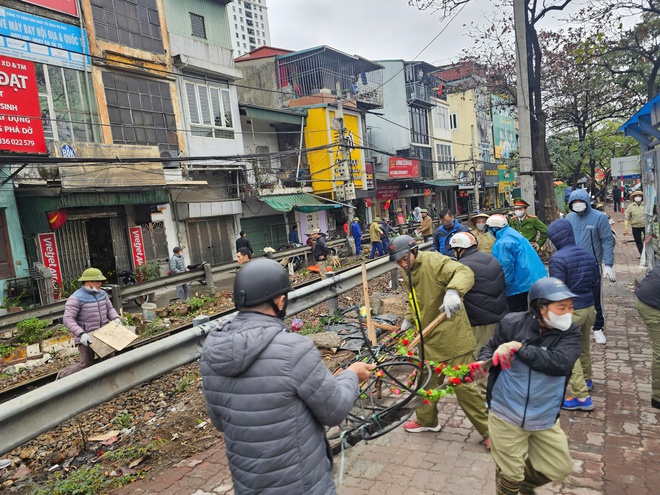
xmin=38 ymin=233 xmax=63 ymax=296
xmin=129 ymin=227 xmax=146 ymax=272
xmin=0 ymin=55 xmax=47 ymax=154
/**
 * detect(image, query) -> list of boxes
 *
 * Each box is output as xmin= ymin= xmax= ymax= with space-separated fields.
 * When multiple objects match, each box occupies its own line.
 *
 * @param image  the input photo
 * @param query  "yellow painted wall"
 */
xmin=329 ymin=110 xmax=365 ymax=190
xmin=448 ymin=89 xmax=477 ymax=165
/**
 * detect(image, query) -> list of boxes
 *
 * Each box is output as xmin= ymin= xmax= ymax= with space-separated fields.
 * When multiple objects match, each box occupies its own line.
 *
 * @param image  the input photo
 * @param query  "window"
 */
xmin=449 ymin=113 xmax=458 ymax=130
xmin=409 ymin=106 xmax=429 ymax=145
xmin=235 ymin=33 xmax=239 ymax=38
xmin=35 ymin=63 xmax=100 ymax=143
xmin=91 ymin=0 xmax=164 ymax=53
xmin=102 ymin=71 xmax=178 ymax=155
xmin=436 ymin=144 xmax=454 ymax=171
xmin=0 ymin=210 xmax=15 ymax=279
xmin=190 ymin=13 xmax=206 ymax=39
xmin=242 ymin=34 xmax=246 ymax=39
xmin=433 ymin=105 xmax=449 ymax=130
xmin=185 ymin=78 xmax=234 ymax=139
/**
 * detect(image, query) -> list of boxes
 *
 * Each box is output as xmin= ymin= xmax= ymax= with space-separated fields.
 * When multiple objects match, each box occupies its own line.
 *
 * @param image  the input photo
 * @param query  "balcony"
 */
xmin=406 ymin=82 xmax=435 ymax=107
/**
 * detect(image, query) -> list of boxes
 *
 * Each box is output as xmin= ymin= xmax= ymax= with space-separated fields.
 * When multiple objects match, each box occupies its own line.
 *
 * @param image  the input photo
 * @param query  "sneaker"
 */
xmin=403 ymin=420 xmax=442 ymax=433
xmin=593 ymin=330 xmax=607 ymax=344
xmin=586 ymin=379 xmax=593 ymax=391
xmin=562 ymin=396 xmax=594 ymax=411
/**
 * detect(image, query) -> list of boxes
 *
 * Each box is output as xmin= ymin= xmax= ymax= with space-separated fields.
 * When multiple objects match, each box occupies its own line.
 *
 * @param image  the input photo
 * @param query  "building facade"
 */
xmin=227 ymin=0 xmax=271 ymax=58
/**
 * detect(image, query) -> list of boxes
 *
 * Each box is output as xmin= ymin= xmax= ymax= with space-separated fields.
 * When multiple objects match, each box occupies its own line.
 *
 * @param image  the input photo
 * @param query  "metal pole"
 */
xmin=514 ymin=0 xmax=535 ymax=214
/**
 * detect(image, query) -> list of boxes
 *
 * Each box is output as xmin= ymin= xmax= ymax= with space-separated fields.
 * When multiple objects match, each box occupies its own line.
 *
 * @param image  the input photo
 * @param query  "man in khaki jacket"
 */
xmin=369 ymin=217 xmax=385 ymax=259
xmin=391 ymin=235 xmax=490 ymax=447
xmin=420 ymin=208 xmax=434 ymax=242
xmin=625 ymin=190 xmax=645 ymax=255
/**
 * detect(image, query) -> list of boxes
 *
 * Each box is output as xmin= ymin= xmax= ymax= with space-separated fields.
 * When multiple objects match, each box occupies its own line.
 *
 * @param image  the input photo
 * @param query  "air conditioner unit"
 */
xmin=373 ymin=156 xmax=382 ymax=165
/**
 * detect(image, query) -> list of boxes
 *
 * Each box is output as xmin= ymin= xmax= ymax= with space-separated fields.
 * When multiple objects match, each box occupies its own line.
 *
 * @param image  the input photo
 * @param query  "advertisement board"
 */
xmin=129 ymin=227 xmax=146 ymax=273
xmin=376 ymin=183 xmax=401 ymax=201
xmin=37 ymin=233 xmax=63 ymax=296
xmin=388 ymin=157 xmax=419 ymax=179
xmin=0 ymin=7 xmax=89 ymax=70
xmin=492 ymin=95 xmax=517 ymax=160
xmin=0 ymin=54 xmax=46 ymax=153
xmin=21 ymin=0 xmax=78 ymax=17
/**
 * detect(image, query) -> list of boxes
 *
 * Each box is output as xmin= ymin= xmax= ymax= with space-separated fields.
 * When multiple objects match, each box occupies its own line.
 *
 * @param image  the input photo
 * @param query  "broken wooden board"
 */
xmin=89 ymin=336 xmax=115 ymax=359
xmin=92 ymin=322 xmax=138 ymax=351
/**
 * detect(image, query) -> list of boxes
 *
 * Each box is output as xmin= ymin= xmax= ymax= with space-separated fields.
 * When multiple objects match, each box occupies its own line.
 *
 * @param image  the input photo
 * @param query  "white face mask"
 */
xmin=514 ymin=209 xmax=526 ymax=218
xmin=571 ymin=202 xmax=587 ymax=213
xmin=634 ymin=196 xmax=642 ymax=203
xmin=543 ymin=310 xmax=573 ymax=331
xmin=476 ymin=222 xmax=487 ymax=231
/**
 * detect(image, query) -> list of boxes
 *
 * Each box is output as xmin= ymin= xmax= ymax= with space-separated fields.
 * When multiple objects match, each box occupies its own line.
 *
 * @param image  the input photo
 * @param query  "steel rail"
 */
xmin=0 ymin=256 xmax=403 ymax=455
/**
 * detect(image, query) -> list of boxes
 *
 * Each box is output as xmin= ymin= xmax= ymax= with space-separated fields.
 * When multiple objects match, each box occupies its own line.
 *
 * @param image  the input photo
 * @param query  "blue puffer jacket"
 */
xmin=433 ymin=219 xmax=469 ymax=257
xmin=491 ymin=225 xmax=547 ymax=296
xmin=547 ymin=219 xmax=600 ymax=310
xmin=480 ymin=311 xmax=581 ymax=431
xmin=565 ymin=188 xmax=615 ymax=267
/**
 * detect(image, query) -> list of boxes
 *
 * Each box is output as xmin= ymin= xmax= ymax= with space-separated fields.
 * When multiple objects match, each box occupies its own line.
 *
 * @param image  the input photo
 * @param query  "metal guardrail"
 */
xmin=0 ymin=256 xmax=401 ymax=455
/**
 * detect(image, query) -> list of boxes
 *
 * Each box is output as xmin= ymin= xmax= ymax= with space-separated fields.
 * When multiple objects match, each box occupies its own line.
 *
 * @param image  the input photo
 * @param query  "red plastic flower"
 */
xmin=434 ymin=366 xmax=443 ymax=374
xmin=454 ymin=365 xmax=460 ymax=371
xmin=426 ymin=389 xmax=433 ymax=396
xmin=407 ymin=351 xmax=413 ymax=356
xmin=402 ymin=339 xmax=409 ymax=345
xmin=422 ymin=399 xmax=431 ymax=405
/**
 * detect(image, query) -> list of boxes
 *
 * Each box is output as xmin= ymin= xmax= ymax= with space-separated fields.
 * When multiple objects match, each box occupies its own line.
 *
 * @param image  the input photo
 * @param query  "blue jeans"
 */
xmin=370 ymin=241 xmax=385 ymax=259
xmin=176 ymin=284 xmax=189 ymax=301
xmin=382 ymin=237 xmax=390 ymax=255
xmin=353 ymin=236 xmax=362 ymax=256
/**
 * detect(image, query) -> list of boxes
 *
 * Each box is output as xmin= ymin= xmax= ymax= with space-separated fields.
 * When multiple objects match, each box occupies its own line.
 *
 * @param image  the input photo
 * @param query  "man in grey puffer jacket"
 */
xmin=201 ymin=259 xmax=374 ymax=495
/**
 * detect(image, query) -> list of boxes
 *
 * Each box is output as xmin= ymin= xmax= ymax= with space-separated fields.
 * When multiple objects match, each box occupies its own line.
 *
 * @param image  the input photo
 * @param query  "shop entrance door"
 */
xmin=86 ymin=218 xmax=117 ymax=282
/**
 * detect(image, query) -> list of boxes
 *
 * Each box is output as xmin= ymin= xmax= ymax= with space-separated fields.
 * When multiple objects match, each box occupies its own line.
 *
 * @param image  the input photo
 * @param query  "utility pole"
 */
xmin=334 ymin=82 xmax=357 ymax=252
xmin=471 ymin=125 xmax=480 ymax=211
xmin=513 ymin=0 xmax=535 ymax=214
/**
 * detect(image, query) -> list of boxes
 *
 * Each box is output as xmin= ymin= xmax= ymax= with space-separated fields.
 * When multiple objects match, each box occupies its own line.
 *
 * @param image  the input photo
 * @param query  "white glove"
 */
xmin=440 ymin=289 xmax=462 ymax=319
xmin=604 ymin=266 xmax=616 ymax=283
xmin=79 ymin=333 xmax=91 ymax=346
xmin=114 ymin=318 xmax=122 ymax=326
xmin=400 ymin=319 xmax=413 ymax=331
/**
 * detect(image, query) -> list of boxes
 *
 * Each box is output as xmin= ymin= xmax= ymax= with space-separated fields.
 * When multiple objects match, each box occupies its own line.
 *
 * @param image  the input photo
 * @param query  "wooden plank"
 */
xmin=89 ymin=336 xmax=115 ymax=359
xmin=406 ymin=312 xmax=447 ymax=351
xmin=372 ymin=321 xmax=399 ymax=333
xmin=92 ymin=323 xmax=138 ymax=351
xmin=361 ymin=262 xmax=377 ymax=345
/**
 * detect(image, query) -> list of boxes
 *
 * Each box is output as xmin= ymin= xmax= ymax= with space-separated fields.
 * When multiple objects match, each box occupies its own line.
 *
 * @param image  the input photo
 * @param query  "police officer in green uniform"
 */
xmin=510 ymin=198 xmax=548 ymax=249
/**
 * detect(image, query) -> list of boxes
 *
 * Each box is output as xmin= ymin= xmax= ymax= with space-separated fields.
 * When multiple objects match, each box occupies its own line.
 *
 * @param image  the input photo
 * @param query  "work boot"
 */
xmin=496 ymin=466 xmax=520 ymax=495
xmin=519 ymin=458 xmax=553 ymax=494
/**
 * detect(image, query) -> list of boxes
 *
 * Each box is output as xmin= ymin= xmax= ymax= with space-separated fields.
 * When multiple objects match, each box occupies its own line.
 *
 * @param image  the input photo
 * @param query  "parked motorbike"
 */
xmin=277 ymin=243 xmax=304 ymax=272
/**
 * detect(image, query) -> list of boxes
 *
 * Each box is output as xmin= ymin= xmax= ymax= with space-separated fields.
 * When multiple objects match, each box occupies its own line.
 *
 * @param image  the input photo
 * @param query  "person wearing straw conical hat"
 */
xmin=509 ymin=198 xmax=548 ymax=250
xmin=625 ymin=190 xmax=645 ymax=255
xmin=468 ymin=212 xmax=495 ymax=254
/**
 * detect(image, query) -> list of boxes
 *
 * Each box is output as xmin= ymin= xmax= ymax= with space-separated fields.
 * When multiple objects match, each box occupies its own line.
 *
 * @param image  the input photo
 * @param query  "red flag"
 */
xmin=383 ymin=196 xmax=393 ymax=210
xmin=47 ymin=209 xmax=67 ymax=230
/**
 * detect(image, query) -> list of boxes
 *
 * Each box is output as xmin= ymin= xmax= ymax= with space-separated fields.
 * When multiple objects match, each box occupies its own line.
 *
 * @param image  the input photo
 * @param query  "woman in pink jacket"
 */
xmin=57 ymin=268 xmax=119 ymax=379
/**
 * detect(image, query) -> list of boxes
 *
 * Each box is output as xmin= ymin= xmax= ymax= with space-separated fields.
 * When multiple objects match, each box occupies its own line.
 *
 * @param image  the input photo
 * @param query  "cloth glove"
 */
xmin=468 ymin=361 xmax=488 ymax=381
xmin=114 ymin=318 xmax=122 ymax=326
xmin=79 ymin=333 xmax=91 ymax=347
xmin=440 ymin=289 xmax=462 ymax=319
xmin=400 ymin=319 xmax=413 ymax=331
xmin=624 ymin=220 xmax=630 ymax=235
xmin=604 ymin=266 xmax=616 ymax=283
xmin=493 ymin=342 xmax=521 ymax=370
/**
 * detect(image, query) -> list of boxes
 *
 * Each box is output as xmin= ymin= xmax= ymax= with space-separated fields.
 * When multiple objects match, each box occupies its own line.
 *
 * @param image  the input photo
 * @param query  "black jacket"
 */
xmin=313 ymin=235 xmax=328 ymax=261
xmin=236 ymin=236 xmax=253 ymax=253
xmin=637 ymin=266 xmax=660 ymax=311
xmin=459 ymin=246 xmax=509 ymax=326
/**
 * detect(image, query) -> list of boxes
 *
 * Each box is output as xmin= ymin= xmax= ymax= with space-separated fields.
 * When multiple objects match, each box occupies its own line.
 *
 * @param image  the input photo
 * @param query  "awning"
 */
xmin=240 ymin=103 xmax=306 ymax=125
xmin=421 ymin=180 xmax=459 ymax=188
xmin=59 ymin=163 xmax=166 ymax=189
xmin=261 ymin=193 xmax=342 ymax=213
xmin=619 ymin=93 xmax=660 ymax=147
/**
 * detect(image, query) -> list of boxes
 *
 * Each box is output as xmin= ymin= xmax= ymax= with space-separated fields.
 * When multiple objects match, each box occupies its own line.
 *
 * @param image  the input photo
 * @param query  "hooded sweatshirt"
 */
xmin=200 ymin=312 xmax=359 ymax=495
xmin=565 ymin=188 xmax=615 ymax=267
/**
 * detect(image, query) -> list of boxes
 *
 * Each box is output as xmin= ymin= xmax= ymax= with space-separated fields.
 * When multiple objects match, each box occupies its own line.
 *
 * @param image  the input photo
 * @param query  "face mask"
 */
xmin=571 ymin=202 xmax=587 ymax=213
xmin=634 ymin=197 xmax=642 ymax=203
xmin=476 ymin=222 xmax=487 ymax=231
xmin=543 ymin=310 xmax=572 ymax=331
xmin=443 ymin=221 xmax=453 ymax=230
xmin=84 ymin=285 xmax=99 ymax=293
xmin=514 ymin=209 xmax=525 ymax=218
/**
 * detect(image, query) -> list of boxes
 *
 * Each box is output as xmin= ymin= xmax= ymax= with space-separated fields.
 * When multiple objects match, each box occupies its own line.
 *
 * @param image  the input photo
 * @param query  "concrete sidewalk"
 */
xmin=113 ymin=206 xmax=659 ymax=495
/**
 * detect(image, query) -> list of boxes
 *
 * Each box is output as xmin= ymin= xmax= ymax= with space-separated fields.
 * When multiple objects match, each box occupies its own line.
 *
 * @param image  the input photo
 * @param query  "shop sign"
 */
xmin=0 ymin=7 xmax=90 ymax=70
xmin=498 ymin=164 xmax=515 ymax=183
xmin=388 ymin=157 xmax=419 ymax=179
xmin=21 ymin=1 xmax=78 ymax=17
xmin=376 ymin=183 xmax=400 ymax=201
xmin=0 ymin=54 xmax=46 ymax=153
xmin=38 ymin=233 xmax=62 ymax=296
xmin=484 ymin=163 xmax=499 ymax=188
xmin=129 ymin=227 xmax=146 ymax=271
xmin=365 ymin=161 xmax=374 ymax=190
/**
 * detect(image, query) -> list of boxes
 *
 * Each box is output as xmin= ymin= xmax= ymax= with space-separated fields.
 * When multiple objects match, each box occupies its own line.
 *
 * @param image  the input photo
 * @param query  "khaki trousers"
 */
xmin=317 ymin=260 xmax=327 ymax=280
xmin=472 ymin=323 xmax=497 ymax=395
xmin=489 ymin=412 xmax=574 ymax=483
xmin=568 ymin=306 xmax=596 ymax=399
xmin=636 ymin=298 xmax=660 ymax=402
xmin=414 ymin=351 xmax=489 ymax=439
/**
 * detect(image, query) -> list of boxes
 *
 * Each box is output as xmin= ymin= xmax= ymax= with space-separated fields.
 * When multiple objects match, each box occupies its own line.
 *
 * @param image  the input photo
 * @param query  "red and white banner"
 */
xmin=388 ymin=157 xmax=419 ymax=179
xmin=20 ymin=0 xmax=79 ymax=17
xmin=0 ymin=55 xmax=47 ymax=154
xmin=38 ymin=233 xmax=63 ymax=296
xmin=129 ymin=227 xmax=146 ymax=272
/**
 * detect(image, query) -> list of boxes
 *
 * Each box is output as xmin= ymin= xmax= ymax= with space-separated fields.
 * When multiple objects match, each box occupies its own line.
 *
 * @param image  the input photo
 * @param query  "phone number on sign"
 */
xmin=0 ymin=138 xmax=36 ymax=147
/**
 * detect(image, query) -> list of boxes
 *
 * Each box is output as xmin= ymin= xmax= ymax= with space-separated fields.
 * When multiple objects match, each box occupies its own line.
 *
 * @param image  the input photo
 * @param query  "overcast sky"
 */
xmin=267 ymin=1 xmax=592 ymax=65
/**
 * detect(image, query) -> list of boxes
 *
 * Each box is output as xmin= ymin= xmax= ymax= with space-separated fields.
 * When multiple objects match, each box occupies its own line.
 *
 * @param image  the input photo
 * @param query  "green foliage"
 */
xmin=299 ymin=320 xmax=324 ymax=335
xmin=0 ymin=343 xmax=16 ymax=358
xmin=2 ymin=292 xmax=25 ymax=309
xmin=186 ymin=294 xmax=214 ymax=312
xmin=101 ymin=437 xmax=165 ymax=463
xmin=142 ymin=317 xmax=167 ymax=337
xmin=16 ymin=318 xmax=52 ymax=345
xmin=135 ymin=260 xmax=161 ymax=282
xmin=112 ymin=411 xmax=133 ymax=429
xmin=122 ymin=313 xmax=137 ymax=328
xmin=175 ymin=373 xmax=199 ymax=393
xmin=29 ymin=464 xmax=111 ymax=495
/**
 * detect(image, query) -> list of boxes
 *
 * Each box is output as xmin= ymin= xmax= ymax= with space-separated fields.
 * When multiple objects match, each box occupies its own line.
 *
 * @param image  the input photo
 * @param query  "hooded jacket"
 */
xmin=565 ymin=188 xmax=615 ymax=267
xmin=63 ymin=287 xmax=119 ymax=344
xmin=200 ymin=312 xmax=359 ymax=495
xmin=458 ymin=246 xmax=509 ymax=326
xmin=636 ymin=265 xmax=660 ymax=311
xmin=432 ymin=219 xmax=469 ymax=257
xmin=491 ymin=225 xmax=547 ymax=296
xmin=546 ymin=219 xmax=600 ymax=310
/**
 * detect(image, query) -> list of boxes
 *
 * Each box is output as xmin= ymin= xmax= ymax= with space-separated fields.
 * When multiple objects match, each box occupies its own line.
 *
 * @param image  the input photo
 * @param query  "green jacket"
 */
xmin=625 ymin=202 xmax=645 ymax=228
xmin=402 ymin=250 xmax=476 ymax=362
xmin=510 ymin=215 xmax=548 ymax=246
